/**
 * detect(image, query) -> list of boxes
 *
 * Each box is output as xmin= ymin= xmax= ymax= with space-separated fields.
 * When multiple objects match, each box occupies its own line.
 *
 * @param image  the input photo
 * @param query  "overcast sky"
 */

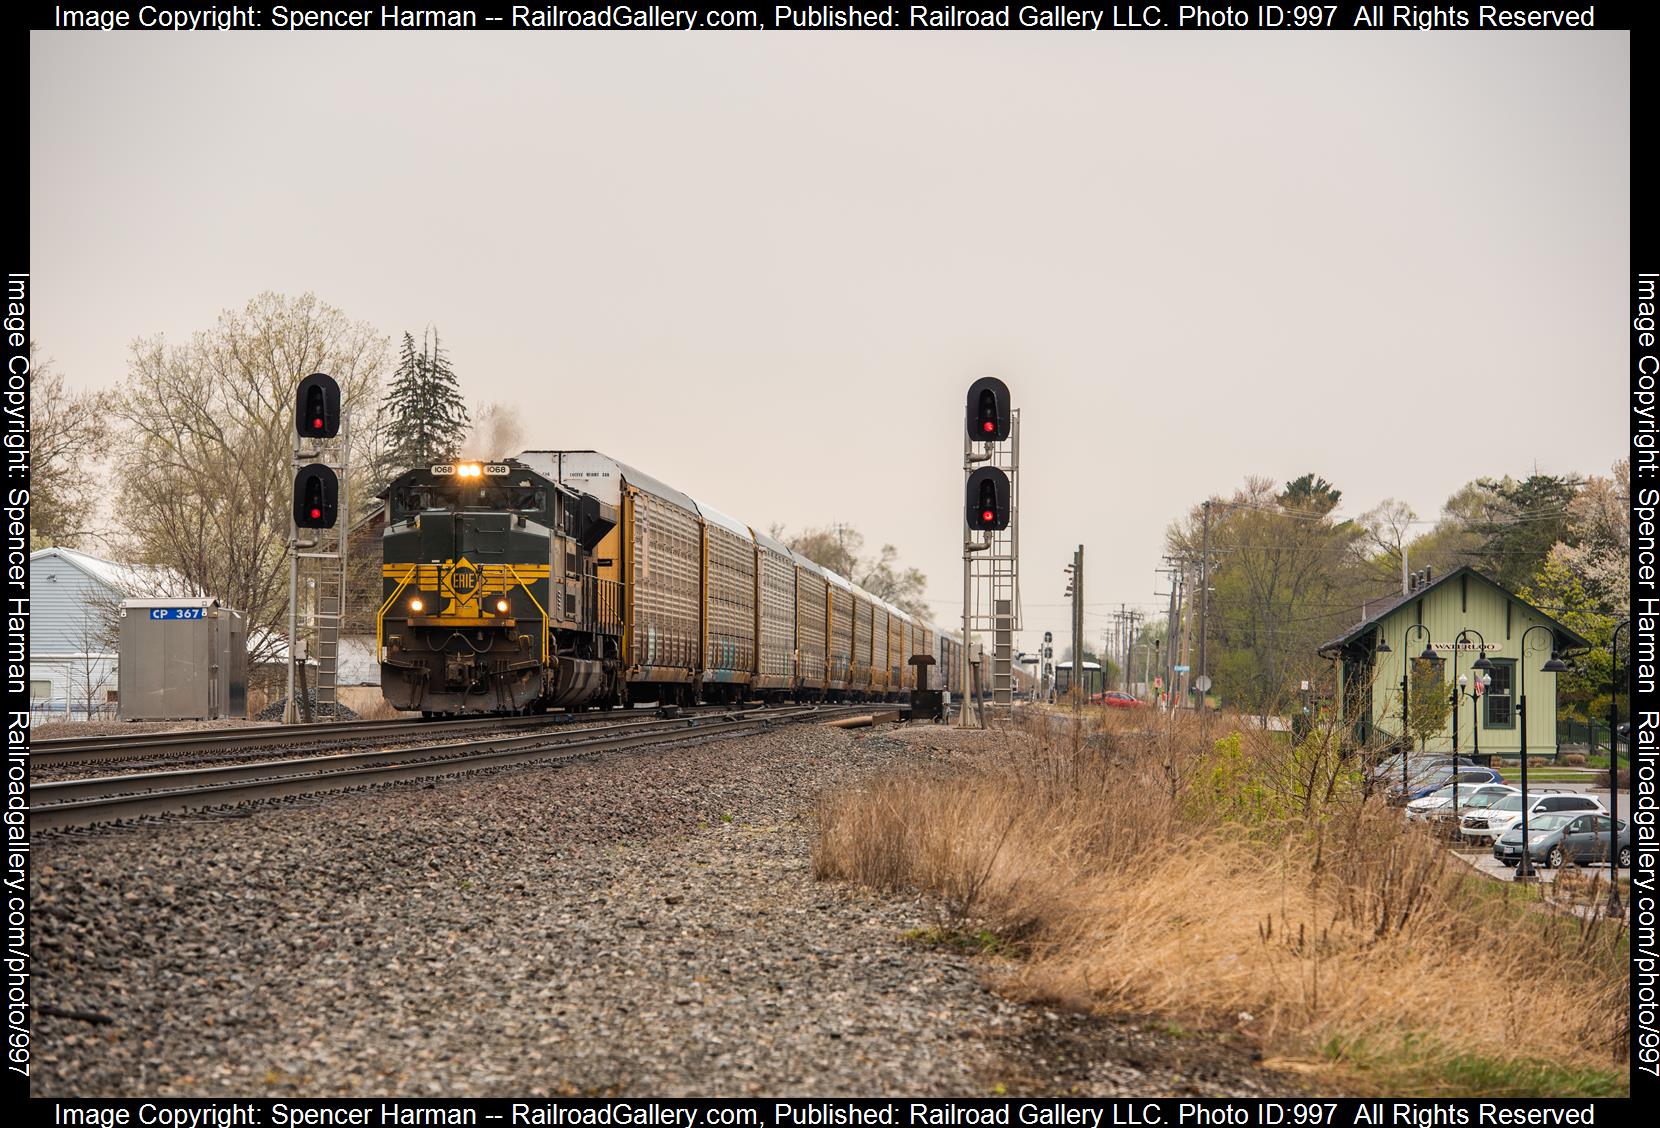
xmin=30 ymin=30 xmax=1629 ymax=654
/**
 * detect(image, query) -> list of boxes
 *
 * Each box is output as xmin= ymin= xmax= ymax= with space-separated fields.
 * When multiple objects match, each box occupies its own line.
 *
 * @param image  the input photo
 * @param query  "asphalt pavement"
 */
xmin=1448 ymin=781 xmax=1631 ymax=883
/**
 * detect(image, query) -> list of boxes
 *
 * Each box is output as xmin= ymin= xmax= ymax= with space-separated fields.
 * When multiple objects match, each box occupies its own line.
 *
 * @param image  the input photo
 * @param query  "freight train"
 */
xmin=377 ymin=450 xmax=981 ymax=715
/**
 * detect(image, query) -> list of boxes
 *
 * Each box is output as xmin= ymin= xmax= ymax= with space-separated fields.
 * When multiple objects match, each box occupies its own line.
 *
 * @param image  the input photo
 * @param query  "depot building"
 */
xmin=1317 ymin=565 xmax=1590 ymax=758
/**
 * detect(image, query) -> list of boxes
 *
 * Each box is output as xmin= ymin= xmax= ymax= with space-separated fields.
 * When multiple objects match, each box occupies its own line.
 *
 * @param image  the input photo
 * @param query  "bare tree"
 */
xmin=772 ymin=522 xmax=930 ymax=619
xmin=1357 ymin=498 xmax=1417 ymax=586
xmin=27 ymin=345 xmax=110 ymax=549
xmin=65 ymin=593 xmax=123 ymax=721
xmin=107 ymin=293 xmax=390 ymax=667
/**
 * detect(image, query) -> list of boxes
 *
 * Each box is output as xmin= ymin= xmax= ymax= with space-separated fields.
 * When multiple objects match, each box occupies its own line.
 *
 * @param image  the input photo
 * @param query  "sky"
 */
xmin=30 ymin=30 xmax=1630 ymax=657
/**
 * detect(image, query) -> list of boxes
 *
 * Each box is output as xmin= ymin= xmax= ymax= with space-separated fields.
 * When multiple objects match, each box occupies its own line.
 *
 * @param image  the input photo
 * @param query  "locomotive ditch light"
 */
xmin=409 ymin=598 xmax=424 ymax=613
xmin=292 ymin=464 xmax=339 ymax=528
xmin=965 ymin=466 xmax=1010 ymax=531
xmin=295 ymin=373 xmax=341 ymax=439
xmin=495 ymin=599 xmax=510 ymax=613
xmin=965 ymin=376 xmax=1011 ymax=443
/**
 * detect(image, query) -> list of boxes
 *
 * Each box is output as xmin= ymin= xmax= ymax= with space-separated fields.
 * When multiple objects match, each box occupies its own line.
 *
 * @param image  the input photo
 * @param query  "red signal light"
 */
xmin=310 ymin=507 xmax=322 ymax=519
xmin=982 ymin=509 xmax=994 ymax=522
xmin=312 ymin=417 xmax=323 ymax=430
xmin=981 ymin=420 xmax=994 ymax=433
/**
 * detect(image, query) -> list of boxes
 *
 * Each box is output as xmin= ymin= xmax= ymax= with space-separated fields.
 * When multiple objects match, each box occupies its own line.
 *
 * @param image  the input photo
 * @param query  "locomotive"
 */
xmin=378 ymin=450 xmax=980 ymax=716
xmin=378 ymin=459 xmax=624 ymax=714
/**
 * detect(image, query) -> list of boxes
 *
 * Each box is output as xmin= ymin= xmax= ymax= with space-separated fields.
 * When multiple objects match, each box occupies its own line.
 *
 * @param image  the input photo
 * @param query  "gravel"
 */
xmin=32 ymin=722 xmax=1289 ymax=1097
xmin=32 ymin=717 xmax=284 ymax=741
xmin=255 ymin=695 xmax=359 ymax=722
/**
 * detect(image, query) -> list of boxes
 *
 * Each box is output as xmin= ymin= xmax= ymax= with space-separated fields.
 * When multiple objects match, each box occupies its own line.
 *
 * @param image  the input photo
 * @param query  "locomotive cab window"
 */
xmin=391 ymin=487 xmax=434 ymax=519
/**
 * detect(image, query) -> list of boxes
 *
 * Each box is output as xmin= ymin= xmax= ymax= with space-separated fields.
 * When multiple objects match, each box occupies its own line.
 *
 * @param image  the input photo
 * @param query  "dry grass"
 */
xmin=348 ymin=695 xmax=407 ymax=721
xmin=814 ymin=711 xmax=1629 ymax=1095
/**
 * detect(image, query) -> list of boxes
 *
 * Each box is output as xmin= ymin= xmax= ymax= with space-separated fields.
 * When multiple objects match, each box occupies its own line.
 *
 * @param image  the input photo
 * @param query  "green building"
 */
xmin=1318 ymin=565 xmax=1590 ymax=758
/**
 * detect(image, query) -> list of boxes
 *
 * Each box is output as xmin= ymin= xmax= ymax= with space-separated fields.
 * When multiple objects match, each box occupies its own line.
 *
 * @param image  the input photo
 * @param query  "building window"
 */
xmin=1485 ymin=659 xmax=1515 ymax=728
xmin=29 ymin=680 xmax=51 ymax=700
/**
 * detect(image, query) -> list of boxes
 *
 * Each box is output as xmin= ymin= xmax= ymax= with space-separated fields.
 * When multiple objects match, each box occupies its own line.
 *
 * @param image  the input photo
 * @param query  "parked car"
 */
xmin=1372 ymin=753 xmax=1454 ymax=782
xmin=1090 ymin=691 xmax=1144 ymax=708
xmin=1397 ymin=765 xmax=1505 ymax=803
xmin=1404 ymin=782 xmax=1517 ymax=823
xmin=1459 ymin=791 xmax=1605 ymax=841
xmin=1492 ymin=812 xmax=1631 ymax=869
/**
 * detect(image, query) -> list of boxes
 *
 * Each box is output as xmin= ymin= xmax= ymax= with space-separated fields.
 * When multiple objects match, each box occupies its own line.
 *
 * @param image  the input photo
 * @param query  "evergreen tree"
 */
xmin=379 ymin=328 xmax=470 ymax=481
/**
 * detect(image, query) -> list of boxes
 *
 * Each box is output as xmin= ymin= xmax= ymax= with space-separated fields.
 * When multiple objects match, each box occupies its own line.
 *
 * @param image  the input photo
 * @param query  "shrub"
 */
xmin=815 ymin=711 xmax=1629 ymax=1095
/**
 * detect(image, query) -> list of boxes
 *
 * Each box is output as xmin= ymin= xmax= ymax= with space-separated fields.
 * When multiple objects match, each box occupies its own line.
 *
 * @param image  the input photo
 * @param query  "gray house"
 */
xmin=29 ymin=548 xmax=177 ymax=719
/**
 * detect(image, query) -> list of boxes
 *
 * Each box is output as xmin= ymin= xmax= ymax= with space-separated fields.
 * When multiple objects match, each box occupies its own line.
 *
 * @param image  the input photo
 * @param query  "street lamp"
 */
xmin=1610 ymin=619 xmax=1631 ymax=915
xmin=1379 ymin=626 xmax=1436 ymax=800
xmin=1450 ymin=628 xmax=1495 ymax=827
xmin=1513 ymin=626 xmax=1566 ymax=882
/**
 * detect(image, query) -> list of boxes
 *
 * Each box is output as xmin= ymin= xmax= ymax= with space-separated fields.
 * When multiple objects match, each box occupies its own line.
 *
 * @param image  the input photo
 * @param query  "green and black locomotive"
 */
xmin=377 ymin=459 xmax=623 ymax=715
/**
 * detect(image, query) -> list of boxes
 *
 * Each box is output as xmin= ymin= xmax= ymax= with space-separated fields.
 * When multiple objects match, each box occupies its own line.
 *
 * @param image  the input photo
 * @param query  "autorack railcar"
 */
xmin=378 ymin=449 xmax=987 ymax=714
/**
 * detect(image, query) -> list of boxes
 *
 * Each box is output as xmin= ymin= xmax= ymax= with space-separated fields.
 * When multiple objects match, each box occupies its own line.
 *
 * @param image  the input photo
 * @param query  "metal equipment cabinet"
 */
xmin=117 ymin=599 xmax=248 ymax=720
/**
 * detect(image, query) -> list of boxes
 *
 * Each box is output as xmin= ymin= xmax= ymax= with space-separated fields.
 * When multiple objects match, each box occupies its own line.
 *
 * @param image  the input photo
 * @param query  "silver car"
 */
xmin=1405 ymin=782 xmax=1517 ymax=824
xmin=1460 ymin=791 xmax=1605 ymax=841
xmin=1493 ymin=812 xmax=1631 ymax=869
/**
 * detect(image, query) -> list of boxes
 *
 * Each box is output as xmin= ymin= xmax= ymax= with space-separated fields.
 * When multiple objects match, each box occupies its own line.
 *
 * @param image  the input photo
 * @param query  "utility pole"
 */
xmin=1070 ymin=545 xmax=1084 ymax=709
xmin=1126 ymin=610 xmax=1141 ymax=695
xmin=1158 ymin=562 xmax=1179 ymax=708
xmin=1159 ymin=561 xmax=1181 ymax=709
xmin=1117 ymin=603 xmax=1127 ymax=692
xmin=1197 ymin=499 xmax=1212 ymax=713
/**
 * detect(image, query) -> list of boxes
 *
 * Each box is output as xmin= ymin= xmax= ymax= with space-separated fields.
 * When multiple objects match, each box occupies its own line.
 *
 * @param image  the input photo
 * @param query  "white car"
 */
xmin=1459 ymin=791 xmax=1606 ymax=841
xmin=1404 ymin=782 xmax=1517 ymax=823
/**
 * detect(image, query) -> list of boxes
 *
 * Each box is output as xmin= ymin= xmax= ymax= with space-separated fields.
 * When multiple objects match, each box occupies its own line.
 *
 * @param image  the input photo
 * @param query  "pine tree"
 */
xmin=379 ymin=327 xmax=470 ymax=482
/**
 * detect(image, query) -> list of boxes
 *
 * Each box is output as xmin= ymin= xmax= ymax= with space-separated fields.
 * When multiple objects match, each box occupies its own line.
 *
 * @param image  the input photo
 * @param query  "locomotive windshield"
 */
xmin=390 ymin=484 xmax=547 ymax=520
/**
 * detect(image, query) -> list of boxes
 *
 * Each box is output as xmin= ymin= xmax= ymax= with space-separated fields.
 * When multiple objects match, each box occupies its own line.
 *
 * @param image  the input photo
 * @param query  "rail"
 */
xmin=32 ymin=705 xmax=865 ymax=830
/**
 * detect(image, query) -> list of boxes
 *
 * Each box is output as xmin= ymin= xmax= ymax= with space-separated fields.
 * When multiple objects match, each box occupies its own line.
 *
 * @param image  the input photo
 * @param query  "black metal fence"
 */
xmin=1558 ymin=717 xmax=1624 ymax=754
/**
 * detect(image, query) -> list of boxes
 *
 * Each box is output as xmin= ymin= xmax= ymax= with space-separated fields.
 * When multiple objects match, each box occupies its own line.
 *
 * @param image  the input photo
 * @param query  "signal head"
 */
xmin=296 ymin=372 xmax=341 ymax=439
xmin=965 ymin=376 xmax=1011 ymax=443
xmin=966 ymin=466 xmax=1011 ymax=531
xmin=292 ymin=463 xmax=339 ymax=528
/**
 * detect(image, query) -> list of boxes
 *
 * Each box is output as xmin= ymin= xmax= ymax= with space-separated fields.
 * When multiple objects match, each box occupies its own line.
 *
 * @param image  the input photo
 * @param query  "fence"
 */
xmin=1558 ymin=717 xmax=1625 ymax=755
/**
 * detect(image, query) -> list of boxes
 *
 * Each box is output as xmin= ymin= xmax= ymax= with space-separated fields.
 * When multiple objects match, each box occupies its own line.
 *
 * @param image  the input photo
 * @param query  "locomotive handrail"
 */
xmin=376 ymin=566 xmax=417 ymax=659
xmin=503 ymin=563 xmax=552 ymax=664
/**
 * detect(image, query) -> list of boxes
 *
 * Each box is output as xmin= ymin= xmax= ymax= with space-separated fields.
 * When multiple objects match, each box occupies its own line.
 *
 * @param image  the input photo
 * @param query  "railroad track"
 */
xmin=30 ymin=705 xmax=751 ymax=769
xmin=31 ymin=704 xmax=866 ymax=831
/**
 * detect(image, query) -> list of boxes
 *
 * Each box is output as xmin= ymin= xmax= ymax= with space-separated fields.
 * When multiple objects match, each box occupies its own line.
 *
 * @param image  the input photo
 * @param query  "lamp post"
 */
xmin=1376 ymin=626 xmax=1436 ymax=800
xmin=1515 ymin=626 xmax=1567 ymax=882
xmin=1450 ymin=628 xmax=1495 ymax=828
xmin=1610 ymin=619 xmax=1631 ymax=915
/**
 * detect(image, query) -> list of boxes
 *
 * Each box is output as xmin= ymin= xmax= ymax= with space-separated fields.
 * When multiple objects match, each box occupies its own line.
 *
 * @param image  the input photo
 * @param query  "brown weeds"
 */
xmin=813 ymin=710 xmax=1628 ymax=1089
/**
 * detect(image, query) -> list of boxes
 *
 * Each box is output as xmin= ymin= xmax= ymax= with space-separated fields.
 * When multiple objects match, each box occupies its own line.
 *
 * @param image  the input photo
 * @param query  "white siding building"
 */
xmin=30 ymin=548 xmax=178 ymax=720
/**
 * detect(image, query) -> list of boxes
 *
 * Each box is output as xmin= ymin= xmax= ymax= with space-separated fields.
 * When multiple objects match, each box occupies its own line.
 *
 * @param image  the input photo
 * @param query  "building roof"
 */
xmin=31 ymin=547 xmax=186 ymax=598
xmin=1317 ymin=565 xmax=1593 ymax=657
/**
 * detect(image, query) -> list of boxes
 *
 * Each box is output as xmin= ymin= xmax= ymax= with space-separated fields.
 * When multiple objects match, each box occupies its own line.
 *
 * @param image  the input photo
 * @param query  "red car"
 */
xmin=1090 ymin=691 xmax=1145 ymax=708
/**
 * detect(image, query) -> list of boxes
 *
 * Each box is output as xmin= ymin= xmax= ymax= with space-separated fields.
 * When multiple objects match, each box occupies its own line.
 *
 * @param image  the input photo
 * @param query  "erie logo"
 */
xmin=445 ymin=562 xmax=481 ymax=597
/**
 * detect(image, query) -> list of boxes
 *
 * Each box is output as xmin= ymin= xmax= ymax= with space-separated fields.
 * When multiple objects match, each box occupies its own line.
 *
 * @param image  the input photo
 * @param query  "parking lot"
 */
xmin=1446 ymin=779 xmax=1630 ymax=884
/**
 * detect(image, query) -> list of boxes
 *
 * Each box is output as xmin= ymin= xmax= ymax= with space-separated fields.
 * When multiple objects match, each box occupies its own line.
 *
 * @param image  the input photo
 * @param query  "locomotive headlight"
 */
xmin=457 ymin=463 xmax=482 ymax=478
xmin=409 ymin=598 xmax=424 ymax=613
xmin=495 ymin=599 xmax=510 ymax=613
